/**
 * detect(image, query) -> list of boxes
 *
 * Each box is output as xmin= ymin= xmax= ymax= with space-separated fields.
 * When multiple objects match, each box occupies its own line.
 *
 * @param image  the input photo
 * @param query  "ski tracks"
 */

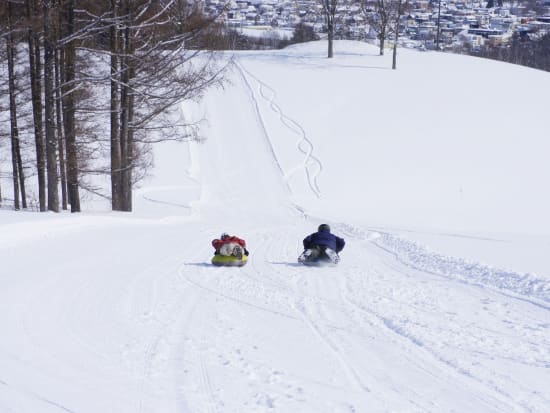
xmin=256 ymin=229 xmax=374 ymax=399
xmin=235 ymin=60 xmax=323 ymax=199
xmin=117 ymin=250 xmax=197 ymax=413
xmin=178 ymin=228 xmax=376 ymax=411
xmin=176 ymin=222 xmax=549 ymax=412
xmin=373 ymin=230 xmax=550 ymax=308
xmin=293 ymin=292 xmax=371 ymax=395
xmin=340 ymin=226 xmax=550 ymax=412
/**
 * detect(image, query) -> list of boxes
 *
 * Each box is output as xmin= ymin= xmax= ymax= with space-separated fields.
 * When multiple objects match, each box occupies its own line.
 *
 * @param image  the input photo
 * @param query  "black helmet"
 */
xmin=318 ymin=224 xmax=330 ymax=232
xmin=221 ymin=233 xmax=230 ymax=240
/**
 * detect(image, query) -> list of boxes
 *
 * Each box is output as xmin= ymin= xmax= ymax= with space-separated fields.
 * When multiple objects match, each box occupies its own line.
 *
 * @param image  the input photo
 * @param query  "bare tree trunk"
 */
xmin=6 ymin=1 xmax=28 ymax=210
xmin=435 ymin=0 xmax=442 ymax=50
xmin=117 ymin=0 xmax=134 ymax=211
xmin=392 ymin=36 xmax=398 ymax=69
xmin=7 ymin=2 xmax=21 ymax=210
xmin=15 ymin=138 xmax=26 ymax=208
xmin=379 ymin=0 xmax=390 ymax=56
xmin=119 ymin=10 xmax=130 ymax=211
xmin=26 ymin=0 xmax=47 ymax=211
xmin=126 ymin=67 xmax=135 ymax=212
xmin=54 ymin=35 xmax=67 ymax=210
xmin=120 ymin=69 xmax=129 ymax=210
xmin=392 ymin=0 xmax=405 ymax=70
xmin=323 ymin=0 xmax=337 ymax=58
xmin=62 ymin=0 xmax=80 ymax=212
xmin=110 ymin=0 xmax=122 ymax=210
xmin=44 ymin=0 xmax=60 ymax=212
xmin=327 ymin=21 xmax=334 ymax=58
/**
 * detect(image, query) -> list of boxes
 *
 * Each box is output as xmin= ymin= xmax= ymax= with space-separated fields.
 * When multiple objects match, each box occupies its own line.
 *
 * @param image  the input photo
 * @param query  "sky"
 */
xmin=0 ymin=40 xmax=549 ymax=412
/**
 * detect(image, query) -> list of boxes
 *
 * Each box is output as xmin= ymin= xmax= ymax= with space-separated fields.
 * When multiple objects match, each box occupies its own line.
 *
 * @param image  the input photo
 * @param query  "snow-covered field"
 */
xmin=1 ymin=41 xmax=549 ymax=412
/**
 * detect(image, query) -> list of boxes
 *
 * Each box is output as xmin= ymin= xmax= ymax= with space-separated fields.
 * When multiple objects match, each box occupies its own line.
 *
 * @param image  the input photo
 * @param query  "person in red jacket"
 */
xmin=212 ymin=233 xmax=248 ymax=259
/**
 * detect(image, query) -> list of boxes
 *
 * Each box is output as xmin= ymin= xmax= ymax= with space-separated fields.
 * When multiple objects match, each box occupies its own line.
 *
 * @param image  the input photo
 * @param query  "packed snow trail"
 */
xmin=2 ymin=219 xmax=548 ymax=412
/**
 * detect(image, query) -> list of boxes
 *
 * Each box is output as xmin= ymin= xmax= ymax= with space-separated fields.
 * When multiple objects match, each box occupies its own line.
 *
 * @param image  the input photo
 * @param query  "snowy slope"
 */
xmin=1 ymin=41 xmax=549 ymax=412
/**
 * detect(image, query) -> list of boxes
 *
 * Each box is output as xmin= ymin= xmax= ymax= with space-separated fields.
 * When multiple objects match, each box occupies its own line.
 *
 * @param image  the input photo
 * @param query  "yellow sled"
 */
xmin=211 ymin=254 xmax=248 ymax=267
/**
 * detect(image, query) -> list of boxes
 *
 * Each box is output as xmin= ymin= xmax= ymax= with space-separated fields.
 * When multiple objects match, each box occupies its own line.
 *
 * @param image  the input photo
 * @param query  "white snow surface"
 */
xmin=1 ymin=41 xmax=550 ymax=412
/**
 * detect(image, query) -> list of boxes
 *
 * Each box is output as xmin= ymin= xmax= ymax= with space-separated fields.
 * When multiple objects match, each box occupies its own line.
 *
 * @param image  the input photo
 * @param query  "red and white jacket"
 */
xmin=212 ymin=236 xmax=246 ymax=252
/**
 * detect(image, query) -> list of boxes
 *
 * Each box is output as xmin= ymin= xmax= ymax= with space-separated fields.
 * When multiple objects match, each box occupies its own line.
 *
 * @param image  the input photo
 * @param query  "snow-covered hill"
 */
xmin=1 ymin=41 xmax=549 ymax=412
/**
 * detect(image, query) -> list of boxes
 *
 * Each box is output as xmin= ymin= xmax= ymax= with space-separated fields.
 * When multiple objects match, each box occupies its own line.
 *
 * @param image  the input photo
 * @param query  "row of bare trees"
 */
xmin=1 ymin=0 xmax=224 ymax=212
xmin=321 ymin=0 xmax=409 ymax=67
xmin=361 ymin=0 xmax=410 ymax=68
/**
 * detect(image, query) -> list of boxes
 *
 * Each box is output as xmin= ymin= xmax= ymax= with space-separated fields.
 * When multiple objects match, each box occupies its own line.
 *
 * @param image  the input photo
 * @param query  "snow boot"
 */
xmin=324 ymin=248 xmax=340 ymax=264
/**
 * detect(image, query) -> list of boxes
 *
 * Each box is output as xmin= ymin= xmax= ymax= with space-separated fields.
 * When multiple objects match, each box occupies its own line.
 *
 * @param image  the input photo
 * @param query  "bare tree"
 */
xmin=103 ymin=0 xmax=225 ymax=211
xmin=4 ymin=1 xmax=29 ymax=209
xmin=109 ymin=0 xmax=122 ymax=210
xmin=26 ymin=0 xmax=47 ymax=211
xmin=435 ymin=0 xmax=442 ymax=50
xmin=362 ymin=0 xmax=393 ymax=55
xmin=1 ymin=0 xmax=225 ymax=213
xmin=43 ymin=0 xmax=60 ymax=212
xmin=392 ymin=0 xmax=409 ymax=69
xmin=60 ymin=0 xmax=80 ymax=212
xmin=54 ymin=32 xmax=67 ymax=210
xmin=321 ymin=0 xmax=338 ymax=58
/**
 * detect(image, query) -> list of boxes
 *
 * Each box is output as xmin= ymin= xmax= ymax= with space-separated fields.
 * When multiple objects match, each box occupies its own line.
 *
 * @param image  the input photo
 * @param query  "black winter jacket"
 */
xmin=303 ymin=228 xmax=345 ymax=253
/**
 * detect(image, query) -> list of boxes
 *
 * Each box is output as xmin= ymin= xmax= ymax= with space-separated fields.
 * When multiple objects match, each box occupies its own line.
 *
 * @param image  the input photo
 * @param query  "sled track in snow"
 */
xmin=199 ymin=345 xmax=218 ymax=413
xmin=340 ymin=272 xmax=530 ymax=412
xmin=0 ymin=379 xmax=77 ymax=413
xmin=294 ymin=295 xmax=371 ymax=395
xmin=323 ymin=224 xmax=549 ymax=411
xmin=178 ymin=263 xmax=298 ymax=322
xmin=235 ymin=61 xmax=323 ymax=199
xmin=374 ymin=231 xmax=550 ymax=309
xmin=176 ymin=224 xmax=550 ymax=412
xmin=335 ymin=222 xmax=550 ymax=308
xmin=247 ymin=229 xmax=373 ymax=395
xmin=141 ymin=195 xmax=191 ymax=209
xmin=180 ymin=255 xmax=374 ymax=400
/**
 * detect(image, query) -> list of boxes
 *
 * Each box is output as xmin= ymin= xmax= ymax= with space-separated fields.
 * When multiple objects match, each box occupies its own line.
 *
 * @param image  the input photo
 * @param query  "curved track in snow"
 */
xmin=235 ymin=60 xmax=323 ymax=199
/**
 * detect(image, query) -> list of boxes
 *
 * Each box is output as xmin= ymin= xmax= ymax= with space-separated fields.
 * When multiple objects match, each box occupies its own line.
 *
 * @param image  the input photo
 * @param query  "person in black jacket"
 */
xmin=299 ymin=224 xmax=345 ymax=264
